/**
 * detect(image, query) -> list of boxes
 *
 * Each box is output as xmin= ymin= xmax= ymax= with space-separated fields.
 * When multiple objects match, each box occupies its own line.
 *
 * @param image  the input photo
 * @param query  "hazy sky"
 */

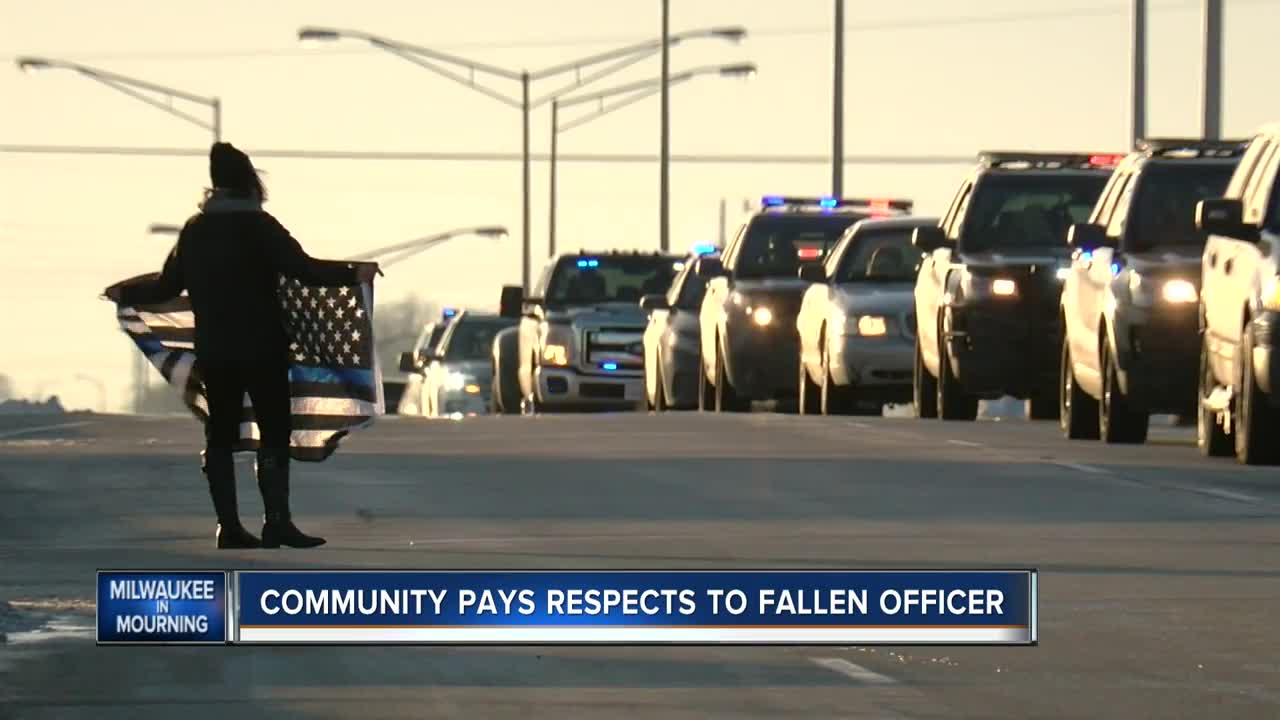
xmin=2 ymin=0 xmax=1278 ymax=411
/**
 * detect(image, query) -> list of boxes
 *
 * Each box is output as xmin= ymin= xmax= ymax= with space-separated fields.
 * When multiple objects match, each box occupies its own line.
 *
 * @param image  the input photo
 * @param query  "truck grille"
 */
xmin=583 ymin=326 xmax=645 ymax=373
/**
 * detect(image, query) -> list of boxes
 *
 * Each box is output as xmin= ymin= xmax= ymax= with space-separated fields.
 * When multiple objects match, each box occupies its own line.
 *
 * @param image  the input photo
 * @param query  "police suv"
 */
xmin=1195 ymin=123 xmax=1280 ymax=464
xmin=505 ymin=250 xmax=681 ymax=413
xmin=912 ymin=152 xmax=1118 ymax=420
xmin=1059 ymin=139 xmax=1244 ymax=443
xmin=696 ymin=196 xmax=913 ymax=411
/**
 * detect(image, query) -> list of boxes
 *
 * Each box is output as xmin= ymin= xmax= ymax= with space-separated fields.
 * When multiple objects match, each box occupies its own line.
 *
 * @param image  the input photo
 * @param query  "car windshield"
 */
xmin=962 ymin=173 xmax=1108 ymax=251
xmin=735 ymin=215 xmax=864 ymax=278
xmin=443 ymin=319 xmax=513 ymax=362
xmin=1127 ymin=162 xmax=1237 ymax=251
xmin=834 ymin=229 xmax=924 ymax=283
xmin=546 ymin=256 xmax=679 ymax=306
xmin=674 ymin=268 xmax=709 ymax=309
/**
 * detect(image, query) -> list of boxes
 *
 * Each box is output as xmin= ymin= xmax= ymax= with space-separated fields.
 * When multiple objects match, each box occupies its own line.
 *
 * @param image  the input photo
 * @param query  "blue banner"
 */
xmin=233 ymin=570 xmax=1036 ymax=645
xmin=97 ymin=571 xmax=227 ymax=644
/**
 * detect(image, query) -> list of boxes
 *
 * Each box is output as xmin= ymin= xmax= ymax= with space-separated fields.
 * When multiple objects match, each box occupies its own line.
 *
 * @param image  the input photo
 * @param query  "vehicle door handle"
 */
xmin=1224 ymin=258 xmax=1234 ymax=274
xmin=1208 ymin=252 xmax=1218 ymax=268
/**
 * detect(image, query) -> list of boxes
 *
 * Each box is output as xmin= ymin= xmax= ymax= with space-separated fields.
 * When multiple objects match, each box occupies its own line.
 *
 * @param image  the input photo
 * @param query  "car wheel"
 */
xmin=936 ymin=317 xmax=978 ymax=421
xmin=1099 ymin=340 xmax=1148 ymax=444
xmin=820 ymin=346 xmax=854 ymax=416
xmin=798 ymin=350 xmax=820 ymax=416
xmin=653 ymin=356 xmax=668 ymax=412
xmin=1234 ymin=320 xmax=1280 ymax=465
xmin=715 ymin=343 xmax=748 ymax=413
xmin=698 ymin=353 xmax=714 ymax=412
xmin=1060 ymin=336 xmax=1099 ymax=440
xmin=1198 ymin=336 xmax=1232 ymax=457
xmin=914 ymin=335 xmax=938 ymax=419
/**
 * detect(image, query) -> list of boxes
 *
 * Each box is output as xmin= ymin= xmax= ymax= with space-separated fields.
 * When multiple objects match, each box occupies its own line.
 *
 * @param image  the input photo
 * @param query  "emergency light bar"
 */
xmin=1136 ymin=138 xmax=1249 ymax=159
xmin=760 ymin=196 xmax=914 ymax=212
xmin=979 ymin=151 xmax=1124 ymax=170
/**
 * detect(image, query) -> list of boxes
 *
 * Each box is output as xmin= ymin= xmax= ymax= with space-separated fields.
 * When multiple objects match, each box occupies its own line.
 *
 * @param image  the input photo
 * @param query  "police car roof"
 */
xmin=1134 ymin=137 xmax=1249 ymax=159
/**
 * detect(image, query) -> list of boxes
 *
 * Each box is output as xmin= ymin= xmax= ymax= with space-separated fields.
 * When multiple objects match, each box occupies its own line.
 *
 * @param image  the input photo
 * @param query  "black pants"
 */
xmin=202 ymin=360 xmax=292 ymax=453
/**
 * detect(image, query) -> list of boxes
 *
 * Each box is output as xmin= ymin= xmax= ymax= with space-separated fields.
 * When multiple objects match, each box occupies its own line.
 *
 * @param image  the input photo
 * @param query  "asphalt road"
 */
xmin=1 ymin=409 xmax=1277 ymax=719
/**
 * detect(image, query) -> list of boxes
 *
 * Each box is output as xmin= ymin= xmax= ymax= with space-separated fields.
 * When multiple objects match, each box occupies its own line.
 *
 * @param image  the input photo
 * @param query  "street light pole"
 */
xmin=549 ymin=99 xmax=560 ymax=258
xmin=1201 ymin=0 xmax=1223 ymax=140
xmin=832 ymin=0 xmax=845 ymax=197
xmin=550 ymin=63 xmax=755 ymax=259
xmin=1131 ymin=0 xmax=1147 ymax=148
xmin=659 ymin=0 xmax=672 ymax=254
xmin=299 ymin=25 xmax=745 ymax=293
xmin=15 ymin=57 xmax=221 ymax=143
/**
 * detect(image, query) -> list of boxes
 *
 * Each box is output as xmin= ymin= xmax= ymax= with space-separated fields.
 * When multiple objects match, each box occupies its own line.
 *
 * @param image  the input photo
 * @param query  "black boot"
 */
xmin=202 ymin=450 xmax=262 ymax=549
xmin=257 ymin=449 xmax=326 ymax=549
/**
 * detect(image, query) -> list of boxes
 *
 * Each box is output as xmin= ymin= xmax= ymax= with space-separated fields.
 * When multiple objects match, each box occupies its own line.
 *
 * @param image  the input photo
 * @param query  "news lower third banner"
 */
xmin=97 ymin=570 xmax=1038 ymax=645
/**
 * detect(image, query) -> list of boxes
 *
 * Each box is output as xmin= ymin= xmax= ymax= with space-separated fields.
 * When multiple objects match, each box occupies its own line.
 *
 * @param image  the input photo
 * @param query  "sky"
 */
xmin=1 ymin=0 xmax=1278 ymax=412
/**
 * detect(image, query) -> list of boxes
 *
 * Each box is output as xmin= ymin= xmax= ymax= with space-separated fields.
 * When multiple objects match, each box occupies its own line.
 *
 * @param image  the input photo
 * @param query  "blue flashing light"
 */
xmin=763 ymin=195 xmax=785 ymax=206
xmin=576 ymin=259 xmax=588 ymax=267
xmin=818 ymin=197 xmax=838 ymax=209
xmin=691 ymin=242 xmax=717 ymax=256
xmin=1110 ymin=262 xmax=1121 ymax=276
xmin=1079 ymin=251 xmax=1093 ymax=262
xmin=601 ymin=362 xmax=618 ymax=371
xmin=588 ymin=259 xmax=599 ymax=267
xmin=442 ymin=307 xmax=458 ymax=318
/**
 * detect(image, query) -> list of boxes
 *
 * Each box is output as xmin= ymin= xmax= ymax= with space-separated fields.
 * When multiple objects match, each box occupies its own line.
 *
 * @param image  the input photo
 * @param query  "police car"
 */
xmin=913 ymin=152 xmax=1118 ymax=421
xmin=1059 ymin=138 xmax=1244 ymax=442
xmin=697 ymin=196 xmax=913 ymax=411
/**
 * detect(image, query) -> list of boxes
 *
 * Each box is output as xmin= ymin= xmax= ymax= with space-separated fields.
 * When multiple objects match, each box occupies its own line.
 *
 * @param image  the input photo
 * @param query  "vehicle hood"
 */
xmin=959 ymin=248 xmax=1072 ymax=272
xmin=1126 ymin=247 xmax=1203 ymax=277
xmin=732 ymin=277 xmax=814 ymax=295
xmin=831 ymin=282 xmax=915 ymax=314
xmin=545 ymin=302 xmax=647 ymax=327
xmin=439 ymin=359 xmax=494 ymax=381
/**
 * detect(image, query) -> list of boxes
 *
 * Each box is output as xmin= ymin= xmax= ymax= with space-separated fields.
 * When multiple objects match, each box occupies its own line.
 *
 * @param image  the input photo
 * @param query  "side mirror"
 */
xmin=695 ymin=257 xmax=725 ymax=278
xmin=499 ymin=284 xmax=523 ymax=319
xmin=912 ymin=225 xmax=947 ymax=253
xmin=1066 ymin=223 xmax=1108 ymax=251
xmin=798 ymin=263 xmax=827 ymax=283
xmin=1196 ymin=198 xmax=1246 ymax=237
xmin=398 ymin=351 xmax=418 ymax=374
xmin=639 ymin=294 xmax=670 ymax=311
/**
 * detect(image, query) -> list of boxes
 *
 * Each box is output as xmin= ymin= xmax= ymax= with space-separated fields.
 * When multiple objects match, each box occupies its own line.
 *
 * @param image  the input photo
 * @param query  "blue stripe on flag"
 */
xmin=289 ymin=365 xmax=375 ymax=387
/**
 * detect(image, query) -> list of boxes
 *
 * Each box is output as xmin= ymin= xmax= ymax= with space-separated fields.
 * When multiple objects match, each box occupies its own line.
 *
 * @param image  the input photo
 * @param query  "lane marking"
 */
xmin=1051 ymin=461 xmax=1111 ymax=475
xmin=810 ymin=657 xmax=897 ymax=685
xmin=1168 ymin=485 xmax=1261 ymax=504
xmin=946 ymin=439 xmax=982 ymax=447
xmin=0 ymin=420 xmax=97 ymax=440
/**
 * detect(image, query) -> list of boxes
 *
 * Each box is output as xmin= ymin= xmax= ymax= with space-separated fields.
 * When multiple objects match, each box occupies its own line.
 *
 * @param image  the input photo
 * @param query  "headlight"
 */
xmin=1262 ymin=277 xmax=1280 ymax=312
xmin=990 ymin=278 xmax=1018 ymax=297
xmin=444 ymin=372 xmax=468 ymax=391
xmin=463 ymin=383 xmax=482 ymax=395
xmin=542 ymin=344 xmax=569 ymax=366
xmin=844 ymin=315 xmax=888 ymax=336
xmin=1161 ymin=279 xmax=1197 ymax=304
xmin=540 ymin=323 xmax=574 ymax=366
xmin=751 ymin=306 xmax=773 ymax=326
xmin=1055 ymin=267 xmax=1071 ymax=281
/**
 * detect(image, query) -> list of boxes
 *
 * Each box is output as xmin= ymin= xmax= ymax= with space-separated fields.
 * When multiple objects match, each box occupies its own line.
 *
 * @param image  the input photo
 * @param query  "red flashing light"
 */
xmin=797 ymin=247 xmax=822 ymax=260
xmin=1089 ymin=154 xmax=1125 ymax=167
xmin=869 ymin=199 xmax=891 ymax=212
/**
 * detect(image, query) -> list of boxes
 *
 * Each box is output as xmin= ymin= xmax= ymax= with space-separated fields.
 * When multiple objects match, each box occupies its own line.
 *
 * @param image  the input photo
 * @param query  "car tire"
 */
xmin=914 ymin=336 xmax=938 ymax=419
xmin=1060 ymin=337 xmax=1100 ymax=440
xmin=715 ymin=344 xmax=749 ymax=413
xmin=820 ymin=347 xmax=855 ymax=416
xmin=1197 ymin=336 xmax=1232 ymax=457
xmin=936 ymin=321 xmax=978 ymax=421
xmin=1234 ymin=320 xmax=1280 ymax=465
xmin=653 ymin=356 xmax=668 ymax=412
xmin=521 ymin=358 xmax=544 ymax=416
xmin=698 ymin=353 xmax=714 ymax=412
xmin=798 ymin=352 xmax=821 ymax=416
xmin=1099 ymin=340 xmax=1148 ymax=444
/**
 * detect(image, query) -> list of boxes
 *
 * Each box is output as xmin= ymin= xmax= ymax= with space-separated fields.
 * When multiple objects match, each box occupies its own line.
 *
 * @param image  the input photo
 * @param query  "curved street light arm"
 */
xmin=555 ymin=63 xmax=751 ymax=110
xmin=376 ymin=43 xmax=523 ymax=109
xmin=530 ymin=51 xmax=652 ymax=109
xmin=556 ymin=83 xmax=673 ymax=135
xmin=300 ymin=28 xmax=522 ymax=82
xmin=347 ymin=226 xmax=507 ymax=262
xmin=530 ymin=25 xmax=745 ymax=81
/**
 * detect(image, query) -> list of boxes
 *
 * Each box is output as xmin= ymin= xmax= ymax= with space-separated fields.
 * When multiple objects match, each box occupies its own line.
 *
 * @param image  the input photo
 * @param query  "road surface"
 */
xmin=1 ymin=411 xmax=1277 ymax=719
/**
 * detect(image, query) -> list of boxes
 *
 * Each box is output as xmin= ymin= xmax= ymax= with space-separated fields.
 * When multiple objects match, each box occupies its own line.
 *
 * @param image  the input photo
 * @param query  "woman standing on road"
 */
xmin=105 ymin=142 xmax=378 ymax=549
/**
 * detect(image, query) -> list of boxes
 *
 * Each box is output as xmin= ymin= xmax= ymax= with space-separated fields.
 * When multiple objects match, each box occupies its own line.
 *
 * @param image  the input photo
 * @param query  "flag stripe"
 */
xmin=115 ymin=274 xmax=382 ymax=462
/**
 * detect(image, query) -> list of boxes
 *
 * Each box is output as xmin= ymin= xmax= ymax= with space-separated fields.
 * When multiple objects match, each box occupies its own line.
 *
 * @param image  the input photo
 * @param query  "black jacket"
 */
xmin=118 ymin=208 xmax=358 ymax=366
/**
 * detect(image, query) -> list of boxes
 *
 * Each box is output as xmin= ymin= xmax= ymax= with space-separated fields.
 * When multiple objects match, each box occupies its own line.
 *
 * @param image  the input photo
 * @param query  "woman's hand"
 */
xmin=355 ymin=262 xmax=381 ymax=284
